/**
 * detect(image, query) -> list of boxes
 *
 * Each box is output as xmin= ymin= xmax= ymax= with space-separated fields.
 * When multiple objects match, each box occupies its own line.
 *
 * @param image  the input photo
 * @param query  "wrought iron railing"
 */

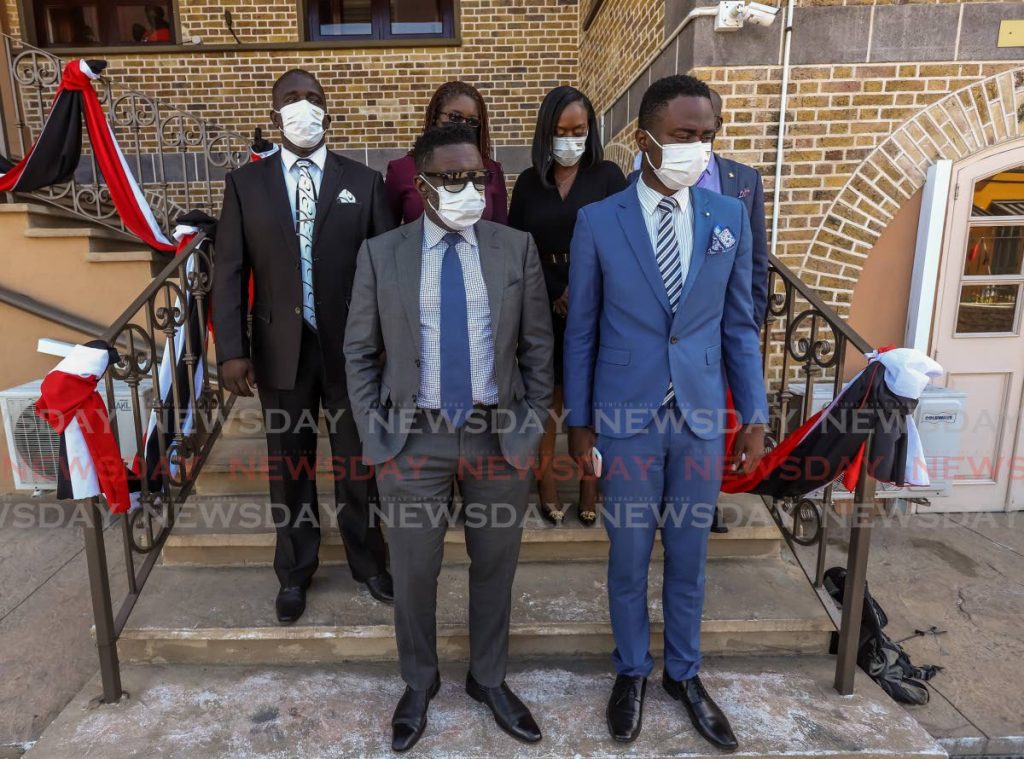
xmin=762 ymin=254 xmax=879 ymax=694
xmin=80 ymin=231 xmax=236 ymax=702
xmin=1 ymin=33 xmax=249 ymax=238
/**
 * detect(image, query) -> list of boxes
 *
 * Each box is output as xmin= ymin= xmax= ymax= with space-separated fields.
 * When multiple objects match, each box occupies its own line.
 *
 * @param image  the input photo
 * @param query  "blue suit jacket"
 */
xmin=563 ymin=182 xmax=769 ymax=440
xmin=628 ymin=156 xmax=769 ymax=324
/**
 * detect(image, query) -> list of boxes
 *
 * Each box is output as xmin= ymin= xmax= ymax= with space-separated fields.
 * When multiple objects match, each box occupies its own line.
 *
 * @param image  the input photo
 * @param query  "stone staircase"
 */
xmin=38 ymin=394 xmax=948 ymax=758
xmin=117 ymin=395 xmax=836 ymax=668
xmin=0 ymin=201 xmax=168 ymax=491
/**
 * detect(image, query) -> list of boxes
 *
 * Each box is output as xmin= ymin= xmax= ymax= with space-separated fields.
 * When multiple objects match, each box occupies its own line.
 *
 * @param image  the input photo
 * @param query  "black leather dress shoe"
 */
xmin=363 ymin=572 xmax=394 ymax=604
xmin=275 ymin=585 xmax=306 ymax=624
xmin=710 ymin=506 xmax=729 ymax=533
xmin=663 ymin=673 xmax=738 ymax=751
xmin=391 ymin=673 xmax=441 ymax=753
xmin=606 ymin=674 xmax=646 ymax=743
xmin=465 ymin=673 xmax=541 ymax=743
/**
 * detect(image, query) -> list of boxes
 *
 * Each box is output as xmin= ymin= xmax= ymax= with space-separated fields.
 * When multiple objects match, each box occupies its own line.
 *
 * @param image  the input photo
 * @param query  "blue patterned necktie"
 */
xmin=656 ymin=196 xmax=682 ymax=405
xmin=295 ymin=159 xmax=318 ymax=331
xmin=439 ymin=232 xmax=473 ymax=427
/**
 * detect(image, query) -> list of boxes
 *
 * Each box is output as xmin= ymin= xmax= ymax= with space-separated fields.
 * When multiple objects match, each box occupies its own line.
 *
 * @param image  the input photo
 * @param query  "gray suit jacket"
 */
xmin=344 ymin=217 xmax=554 ymax=470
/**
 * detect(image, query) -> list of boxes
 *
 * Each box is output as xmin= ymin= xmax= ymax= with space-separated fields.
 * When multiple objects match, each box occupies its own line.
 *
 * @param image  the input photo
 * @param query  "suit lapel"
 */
xmin=676 ymin=188 xmax=713 ymax=313
xmin=396 ymin=218 xmax=424 ymax=356
xmin=267 ymin=153 xmax=300 ymax=258
xmin=717 ymin=156 xmax=740 ymax=199
xmin=475 ymin=222 xmax=506 ymax=340
xmin=313 ymin=151 xmax=345 ymax=248
xmin=616 ymin=190 xmax=672 ymax=316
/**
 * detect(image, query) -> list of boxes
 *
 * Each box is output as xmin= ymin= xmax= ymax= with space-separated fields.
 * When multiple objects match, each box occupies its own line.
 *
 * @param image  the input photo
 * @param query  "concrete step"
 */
xmin=117 ymin=555 xmax=833 ymax=665
xmin=25 ymin=657 xmax=948 ymax=758
xmin=162 ymin=492 xmax=781 ymax=566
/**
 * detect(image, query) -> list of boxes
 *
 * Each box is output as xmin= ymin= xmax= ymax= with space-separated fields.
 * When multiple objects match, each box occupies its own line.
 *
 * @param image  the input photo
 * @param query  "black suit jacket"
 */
xmin=212 ymin=149 xmax=395 ymax=392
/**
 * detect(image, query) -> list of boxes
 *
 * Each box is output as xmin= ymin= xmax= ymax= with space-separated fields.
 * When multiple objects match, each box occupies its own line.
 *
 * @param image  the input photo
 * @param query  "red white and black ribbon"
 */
xmin=722 ymin=348 xmax=942 ymax=497
xmin=34 ymin=341 xmax=134 ymax=512
xmin=0 ymin=59 xmax=174 ymax=252
xmin=136 ymin=212 xmax=217 ymax=492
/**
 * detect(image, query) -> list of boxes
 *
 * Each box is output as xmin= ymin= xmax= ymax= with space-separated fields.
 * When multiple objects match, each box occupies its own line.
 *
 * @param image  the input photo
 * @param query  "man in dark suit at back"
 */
xmin=213 ymin=69 xmax=395 ymax=624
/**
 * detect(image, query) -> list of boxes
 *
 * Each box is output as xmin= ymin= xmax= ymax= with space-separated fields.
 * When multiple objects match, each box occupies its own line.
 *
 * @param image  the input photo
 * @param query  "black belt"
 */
xmin=417 ymin=404 xmax=498 ymax=416
xmin=544 ymin=253 xmax=569 ymax=265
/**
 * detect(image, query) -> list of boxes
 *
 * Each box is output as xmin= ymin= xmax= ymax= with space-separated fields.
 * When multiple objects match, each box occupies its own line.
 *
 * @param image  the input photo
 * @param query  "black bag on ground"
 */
xmin=824 ymin=566 xmax=942 ymax=705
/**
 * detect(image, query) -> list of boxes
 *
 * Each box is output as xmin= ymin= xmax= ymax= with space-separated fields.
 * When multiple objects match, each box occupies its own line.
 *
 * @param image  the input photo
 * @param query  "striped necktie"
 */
xmin=656 ymin=196 xmax=682 ymax=405
xmin=295 ymin=159 xmax=318 ymax=331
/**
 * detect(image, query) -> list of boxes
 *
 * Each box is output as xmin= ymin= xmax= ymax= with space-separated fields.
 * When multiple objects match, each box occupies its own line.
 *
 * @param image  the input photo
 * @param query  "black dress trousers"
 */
xmin=258 ymin=325 xmax=388 ymax=588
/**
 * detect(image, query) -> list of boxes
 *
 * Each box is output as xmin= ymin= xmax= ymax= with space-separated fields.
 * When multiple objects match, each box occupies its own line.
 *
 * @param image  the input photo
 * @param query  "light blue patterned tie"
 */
xmin=656 ymin=196 xmax=681 ymax=405
xmin=295 ymin=159 xmax=317 ymax=331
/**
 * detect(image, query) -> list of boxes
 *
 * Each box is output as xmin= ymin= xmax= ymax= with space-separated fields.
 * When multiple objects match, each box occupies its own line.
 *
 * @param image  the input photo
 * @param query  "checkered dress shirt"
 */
xmin=417 ymin=216 xmax=499 ymax=409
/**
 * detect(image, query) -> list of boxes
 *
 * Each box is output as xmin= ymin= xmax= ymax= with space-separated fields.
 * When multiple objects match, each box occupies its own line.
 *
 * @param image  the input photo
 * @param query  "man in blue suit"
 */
xmin=564 ymin=75 xmax=768 ymax=751
xmin=627 ymin=88 xmax=770 ymax=538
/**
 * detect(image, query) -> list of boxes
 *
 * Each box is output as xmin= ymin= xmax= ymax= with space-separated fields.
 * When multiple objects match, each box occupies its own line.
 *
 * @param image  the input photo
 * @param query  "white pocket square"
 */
xmin=336 ymin=189 xmax=357 ymax=204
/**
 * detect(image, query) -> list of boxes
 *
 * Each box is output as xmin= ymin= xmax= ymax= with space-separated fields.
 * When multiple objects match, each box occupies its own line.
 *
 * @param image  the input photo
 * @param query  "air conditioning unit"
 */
xmin=0 ymin=378 xmax=152 ymax=492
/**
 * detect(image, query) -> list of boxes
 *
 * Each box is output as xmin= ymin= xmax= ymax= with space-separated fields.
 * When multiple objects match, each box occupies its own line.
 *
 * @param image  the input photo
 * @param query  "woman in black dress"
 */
xmin=509 ymin=86 xmax=627 ymax=526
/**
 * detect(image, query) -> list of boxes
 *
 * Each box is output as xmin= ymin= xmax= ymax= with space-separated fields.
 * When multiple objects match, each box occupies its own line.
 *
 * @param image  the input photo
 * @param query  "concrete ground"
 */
xmin=1 ymin=495 xmax=1021 ymax=757
xmin=26 ymin=656 xmax=944 ymax=759
xmin=796 ymin=510 xmax=1024 ymax=757
xmin=0 ymin=494 xmax=127 ymax=757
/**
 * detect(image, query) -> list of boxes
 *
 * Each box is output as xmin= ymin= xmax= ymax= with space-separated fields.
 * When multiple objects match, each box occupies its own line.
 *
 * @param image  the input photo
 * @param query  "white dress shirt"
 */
xmin=417 ymin=215 xmax=499 ymax=409
xmin=636 ymin=174 xmax=695 ymax=287
xmin=280 ymin=144 xmax=327 ymax=222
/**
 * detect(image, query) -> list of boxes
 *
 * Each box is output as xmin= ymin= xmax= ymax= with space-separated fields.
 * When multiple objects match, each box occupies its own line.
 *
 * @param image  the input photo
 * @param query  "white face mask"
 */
xmin=274 ymin=99 xmax=326 ymax=150
xmin=421 ymin=175 xmax=487 ymax=231
xmin=552 ymin=135 xmax=587 ymax=167
xmin=644 ymin=131 xmax=711 ymax=190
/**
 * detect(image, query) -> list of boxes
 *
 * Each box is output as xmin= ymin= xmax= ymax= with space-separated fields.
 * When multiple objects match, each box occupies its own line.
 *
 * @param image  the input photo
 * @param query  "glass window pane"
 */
xmin=317 ymin=0 xmax=372 ymax=36
xmin=43 ymin=5 xmax=100 ymax=45
xmin=972 ymin=167 xmax=1024 ymax=217
xmin=390 ymin=0 xmax=443 ymax=34
xmin=955 ymin=284 xmax=1019 ymax=334
xmin=963 ymin=225 xmax=1024 ymax=276
xmin=114 ymin=4 xmax=175 ymax=44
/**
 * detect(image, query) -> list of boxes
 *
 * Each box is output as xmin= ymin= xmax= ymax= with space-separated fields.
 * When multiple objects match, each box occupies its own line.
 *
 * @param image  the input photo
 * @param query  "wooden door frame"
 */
xmin=931 ymin=138 xmax=1024 ymax=512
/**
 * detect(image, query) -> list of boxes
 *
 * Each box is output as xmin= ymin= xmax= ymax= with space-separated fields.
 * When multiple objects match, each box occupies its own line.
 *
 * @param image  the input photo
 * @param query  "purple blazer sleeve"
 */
xmin=384 ymin=155 xmax=424 ymax=224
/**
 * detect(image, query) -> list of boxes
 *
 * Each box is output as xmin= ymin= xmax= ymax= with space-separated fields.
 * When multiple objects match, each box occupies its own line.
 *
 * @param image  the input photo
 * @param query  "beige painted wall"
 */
xmin=848 ymin=189 xmax=923 ymax=351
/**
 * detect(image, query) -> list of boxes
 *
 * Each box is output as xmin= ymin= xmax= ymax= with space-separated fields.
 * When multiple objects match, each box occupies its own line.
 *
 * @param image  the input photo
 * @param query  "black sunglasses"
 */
xmin=421 ymin=170 xmax=492 ymax=193
xmin=438 ymin=110 xmax=481 ymax=129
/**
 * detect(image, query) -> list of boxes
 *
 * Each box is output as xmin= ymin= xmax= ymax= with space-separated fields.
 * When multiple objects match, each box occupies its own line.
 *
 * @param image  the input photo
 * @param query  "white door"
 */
xmin=931 ymin=143 xmax=1024 ymax=512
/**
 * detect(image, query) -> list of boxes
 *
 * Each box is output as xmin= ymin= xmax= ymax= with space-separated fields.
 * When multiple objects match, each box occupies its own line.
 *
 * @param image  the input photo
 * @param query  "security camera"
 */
xmin=743 ymin=1 xmax=779 ymax=27
xmin=714 ymin=0 xmax=779 ymax=31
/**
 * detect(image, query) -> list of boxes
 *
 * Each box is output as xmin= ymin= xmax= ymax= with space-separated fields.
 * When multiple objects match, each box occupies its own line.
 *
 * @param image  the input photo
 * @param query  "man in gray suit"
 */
xmin=345 ymin=123 xmax=554 ymax=752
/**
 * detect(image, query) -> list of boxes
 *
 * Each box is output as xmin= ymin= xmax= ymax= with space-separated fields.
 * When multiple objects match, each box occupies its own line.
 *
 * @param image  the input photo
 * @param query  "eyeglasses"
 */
xmin=438 ymin=111 xmax=481 ymax=129
xmin=421 ymin=170 xmax=492 ymax=193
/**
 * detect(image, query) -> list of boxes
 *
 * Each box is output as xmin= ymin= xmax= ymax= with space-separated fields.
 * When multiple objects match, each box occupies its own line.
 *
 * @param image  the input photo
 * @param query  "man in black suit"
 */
xmin=213 ymin=69 xmax=395 ymax=623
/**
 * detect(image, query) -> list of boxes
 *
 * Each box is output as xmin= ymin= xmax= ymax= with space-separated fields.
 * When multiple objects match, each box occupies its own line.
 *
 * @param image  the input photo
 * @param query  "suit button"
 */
xmin=670 ymin=336 xmax=679 ymax=344
xmin=294 ymin=307 xmax=301 ymax=315
xmin=415 ymin=359 xmax=421 ymax=367
xmin=411 ymin=394 xmax=417 ymax=402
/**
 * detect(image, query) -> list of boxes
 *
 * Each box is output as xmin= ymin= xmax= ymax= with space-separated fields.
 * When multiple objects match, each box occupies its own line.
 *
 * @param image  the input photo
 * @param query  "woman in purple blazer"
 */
xmin=385 ymin=81 xmax=508 ymax=225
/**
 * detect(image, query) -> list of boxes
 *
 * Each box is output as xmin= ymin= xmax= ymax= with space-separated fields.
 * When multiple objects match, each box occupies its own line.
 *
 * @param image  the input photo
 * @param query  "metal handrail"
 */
xmin=1 ymin=32 xmax=249 ymax=238
xmin=79 ymin=229 xmax=237 ymax=702
xmin=761 ymin=257 xmax=880 ymax=695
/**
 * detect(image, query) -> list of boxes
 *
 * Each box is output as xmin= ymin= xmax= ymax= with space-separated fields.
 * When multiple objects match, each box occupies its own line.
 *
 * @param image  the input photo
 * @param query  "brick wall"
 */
xmin=2 ymin=0 xmax=579 ymax=158
xmin=582 ymin=0 xmax=1024 ymax=315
